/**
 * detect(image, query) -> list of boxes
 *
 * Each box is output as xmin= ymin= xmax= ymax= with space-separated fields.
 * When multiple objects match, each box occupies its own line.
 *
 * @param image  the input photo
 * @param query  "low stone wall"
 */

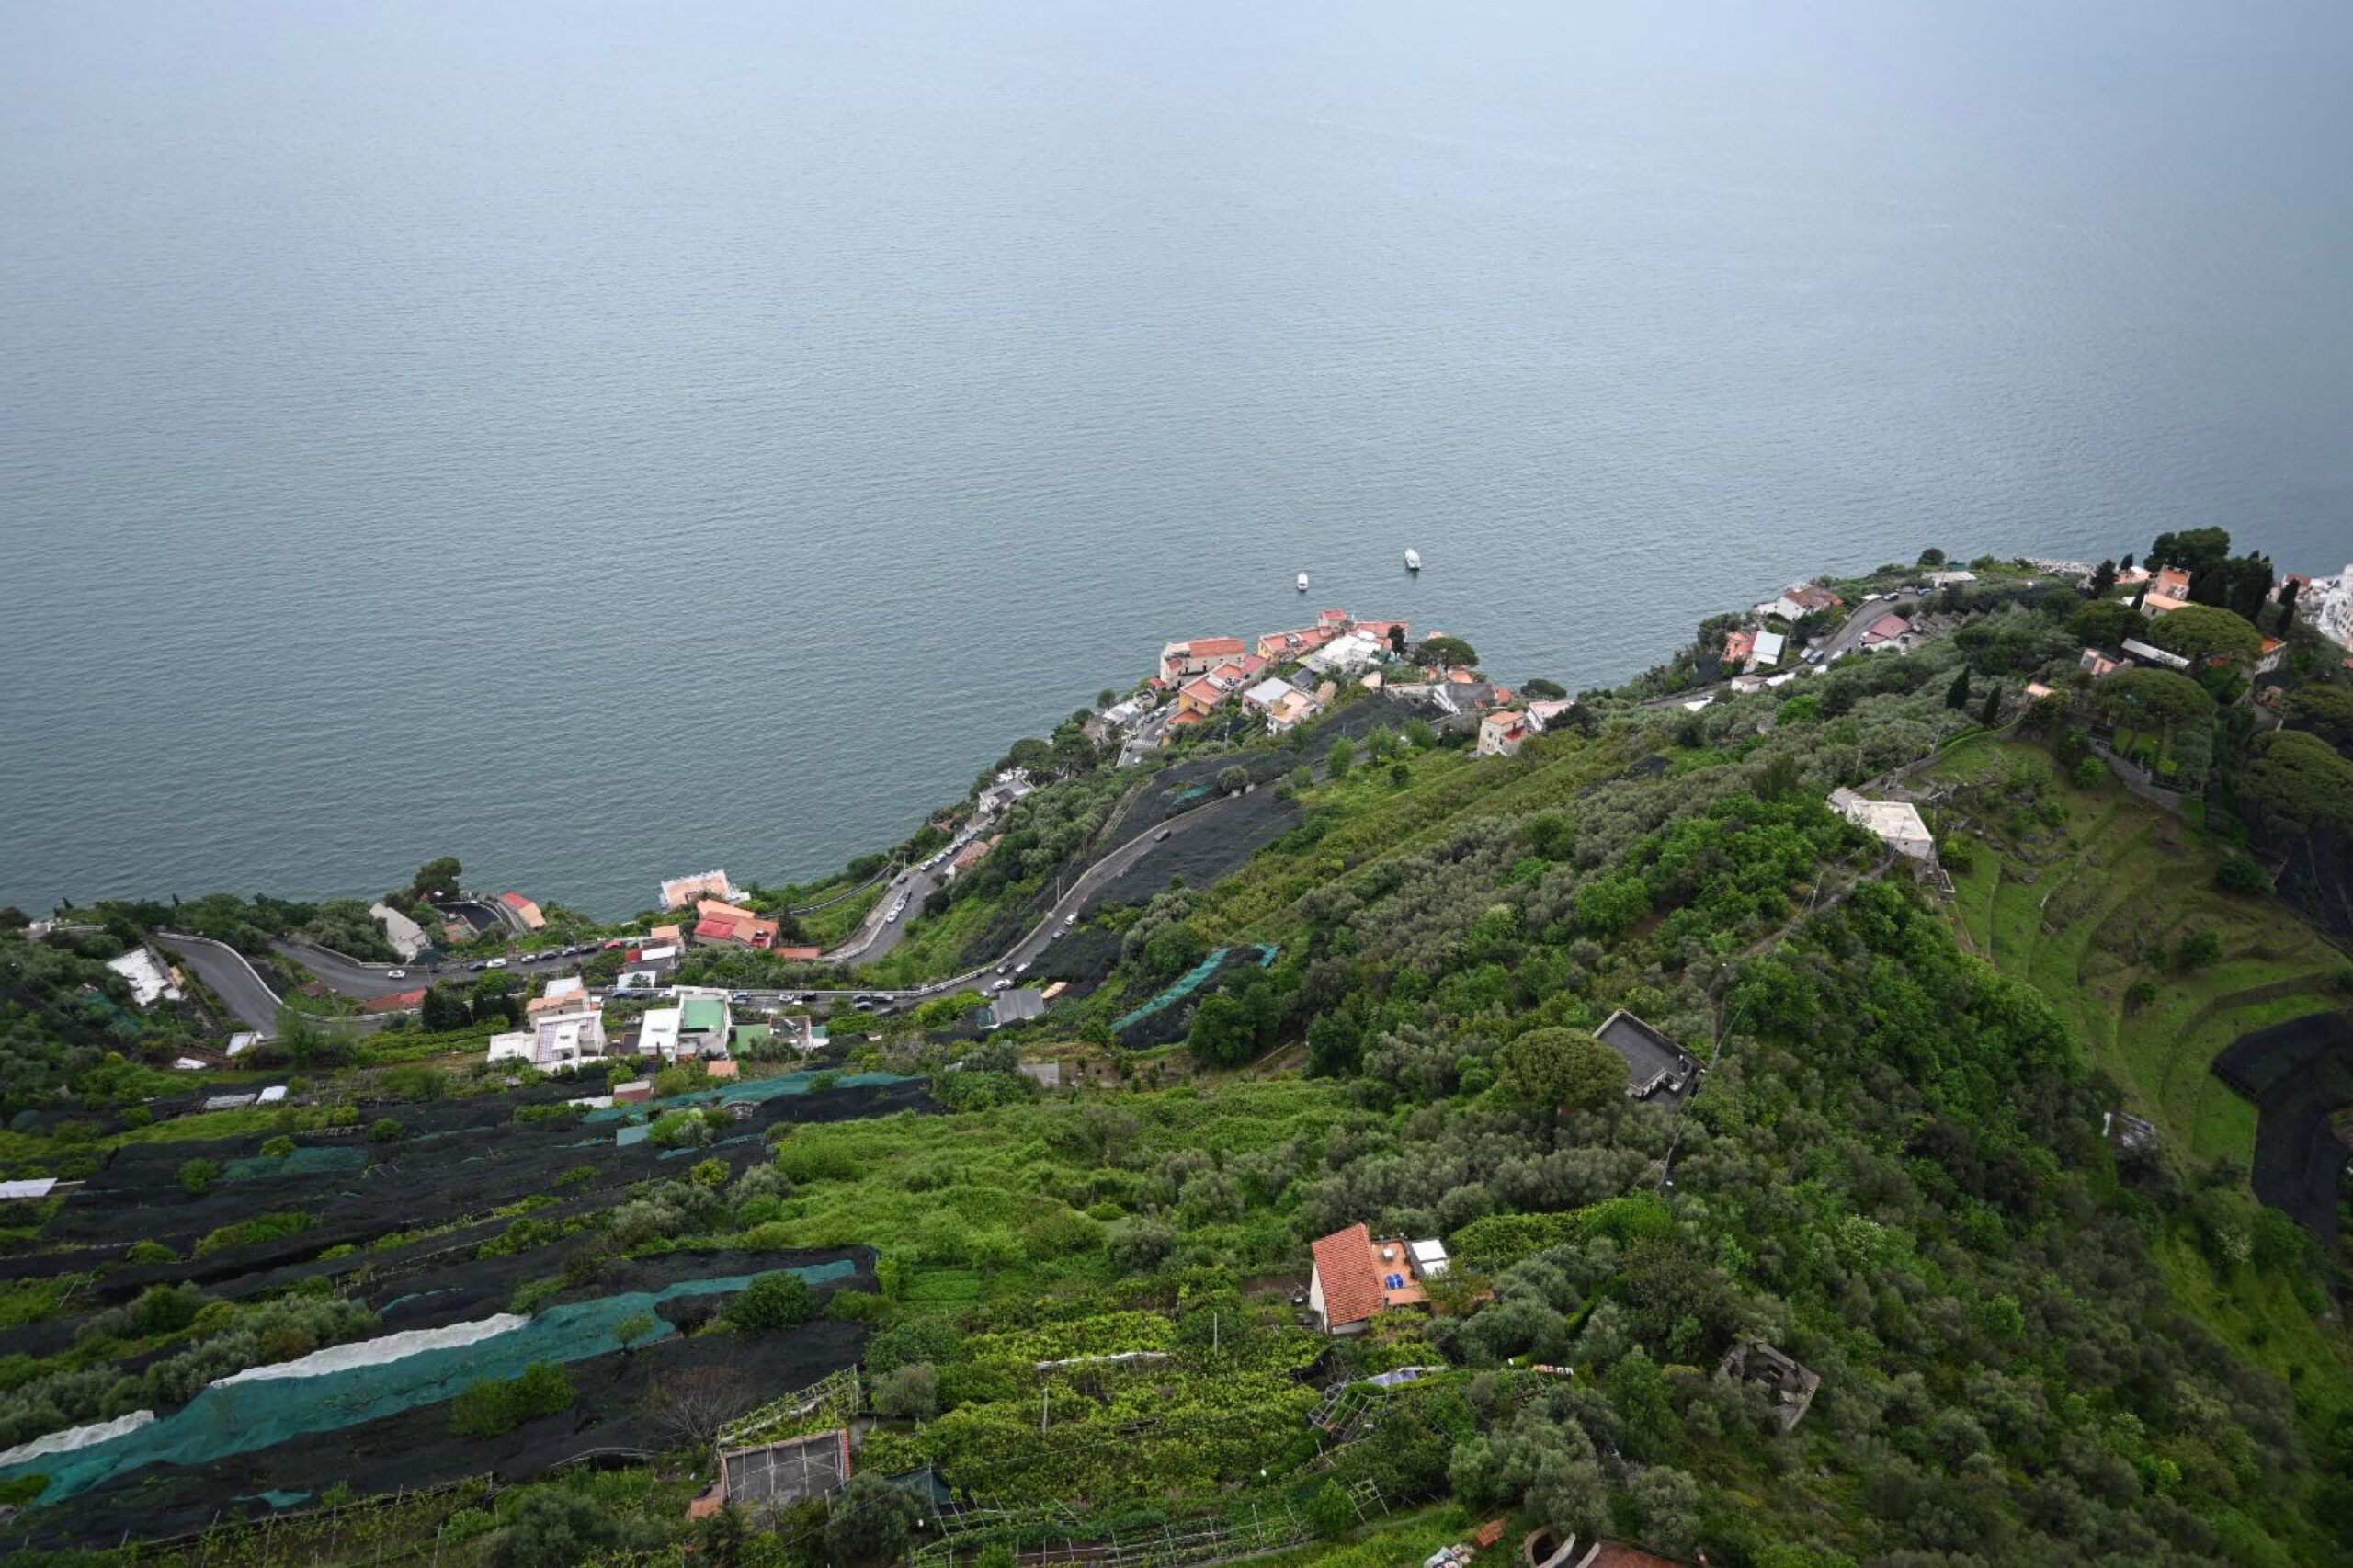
xmin=2086 ymin=737 xmax=2188 ymax=816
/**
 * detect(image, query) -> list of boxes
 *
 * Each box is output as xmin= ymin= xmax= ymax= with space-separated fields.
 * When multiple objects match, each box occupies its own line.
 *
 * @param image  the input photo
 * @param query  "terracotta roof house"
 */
xmin=1256 ymin=626 xmax=1336 ymax=661
xmin=1177 ymin=675 xmax=1237 ymax=717
xmin=2256 ymin=637 xmax=2285 ymax=675
xmin=1769 ymin=585 xmax=1844 ymax=620
xmin=528 ymin=976 xmax=590 ymax=1016
xmin=1267 ymin=689 xmax=1323 ymax=733
xmin=2079 ymin=648 xmax=2121 ymax=678
xmin=1243 ymin=676 xmax=1294 ymax=710
xmin=1308 ymin=1224 xmax=1450 ymax=1335
xmin=950 ymin=834 xmax=1001 ymax=874
xmin=364 ymin=987 xmax=428 ymax=1015
xmin=1159 ymin=637 xmax=1248 ymax=685
xmin=691 ymin=899 xmax=781 ymax=949
xmin=498 ymin=892 xmax=546 ymax=929
xmin=2141 ymin=589 xmax=2191 ymax=618
xmin=2154 ymin=565 xmax=2193 ymax=598
xmin=1477 ymin=710 xmax=1531 ymax=758
xmin=1721 ymin=628 xmax=1756 ymax=665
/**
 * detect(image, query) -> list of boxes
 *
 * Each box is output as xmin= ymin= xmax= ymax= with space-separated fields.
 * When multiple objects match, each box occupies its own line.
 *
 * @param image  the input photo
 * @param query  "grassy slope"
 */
xmin=1923 ymin=733 xmax=2347 ymax=1165
xmin=1188 ymin=730 xmax=1622 ymax=947
xmin=1923 ymin=733 xmax=2353 ymax=1429
xmin=795 ymin=881 xmax=886 ymax=949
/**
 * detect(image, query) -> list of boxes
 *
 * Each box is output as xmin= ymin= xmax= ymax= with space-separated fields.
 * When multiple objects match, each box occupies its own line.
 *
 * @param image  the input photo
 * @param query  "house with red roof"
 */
xmin=1858 ymin=612 xmax=1914 ymax=652
xmin=497 ymin=892 xmax=545 ymax=930
xmin=1307 ymin=1224 xmax=1450 ymax=1335
xmin=1176 ymin=672 xmax=1244 ymax=718
xmin=1477 ymin=710 xmax=1532 ymax=758
xmin=689 ymin=899 xmax=781 ymax=950
xmin=1256 ymin=626 xmax=1336 ymax=662
xmin=1159 ymin=637 xmax=1249 ymax=685
xmin=363 ymin=988 xmax=428 ymax=1015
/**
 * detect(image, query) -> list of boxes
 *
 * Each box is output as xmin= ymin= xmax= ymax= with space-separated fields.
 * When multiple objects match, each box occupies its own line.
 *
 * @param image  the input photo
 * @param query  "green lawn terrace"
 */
xmin=1918 ymin=733 xmax=2348 ymax=1167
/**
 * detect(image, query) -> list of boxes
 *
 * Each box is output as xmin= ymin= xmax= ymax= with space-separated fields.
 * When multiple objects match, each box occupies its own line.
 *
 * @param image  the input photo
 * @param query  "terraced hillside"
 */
xmin=1922 ymin=734 xmax=2349 ymax=1165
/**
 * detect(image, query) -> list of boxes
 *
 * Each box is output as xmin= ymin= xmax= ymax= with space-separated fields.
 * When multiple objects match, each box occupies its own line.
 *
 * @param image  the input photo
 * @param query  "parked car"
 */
xmin=1063 ymin=912 xmax=1078 ymax=926
xmin=486 ymin=958 xmax=509 ymax=969
xmin=468 ymin=961 xmax=488 ymax=972
xmin=730 ymin=991 xmax=753 ymax=1004
xmin=991 ymin=978 xmax=1014 ymax=992
xmin=1154 ymin=827 xmax=1172 ymax=841
xmin=385 ymin=968 xmax=406 ymax=979
xmin=1013 ymin=961 xmax=1030 ymax=975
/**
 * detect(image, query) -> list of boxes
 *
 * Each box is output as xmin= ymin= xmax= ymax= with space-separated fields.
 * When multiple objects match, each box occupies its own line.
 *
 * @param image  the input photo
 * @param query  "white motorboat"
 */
xmin=1404 ymin=548 xmax=1422 ymax=572
xmin=1296 ymin=572 xmax=1310 ymax=592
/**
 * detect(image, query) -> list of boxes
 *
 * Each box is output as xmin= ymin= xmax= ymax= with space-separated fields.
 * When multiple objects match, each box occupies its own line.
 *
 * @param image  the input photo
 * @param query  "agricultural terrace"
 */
xmin=1920 ymin=733 xmax=2349 ymax=1165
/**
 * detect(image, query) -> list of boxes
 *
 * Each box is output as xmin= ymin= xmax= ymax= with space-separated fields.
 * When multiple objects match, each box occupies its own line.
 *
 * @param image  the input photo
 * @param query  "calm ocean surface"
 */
xmin=3 ymin=0 xmax=2348 ymax=917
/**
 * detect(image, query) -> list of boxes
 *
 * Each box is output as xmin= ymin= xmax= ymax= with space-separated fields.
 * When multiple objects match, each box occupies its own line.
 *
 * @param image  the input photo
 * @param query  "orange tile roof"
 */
xmin=1188 ymin=637 xmax=1247 ymax=657
xmin=1312 ymin=1223 xmax=1385 ymax=1329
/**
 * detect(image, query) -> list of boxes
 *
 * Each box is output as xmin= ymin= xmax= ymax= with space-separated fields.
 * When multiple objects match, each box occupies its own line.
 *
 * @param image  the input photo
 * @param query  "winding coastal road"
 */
xmin=271 ymin=783 xmax=1245 ymax=1015
xmin=156 ymin=934 xmax=282 ymax=1036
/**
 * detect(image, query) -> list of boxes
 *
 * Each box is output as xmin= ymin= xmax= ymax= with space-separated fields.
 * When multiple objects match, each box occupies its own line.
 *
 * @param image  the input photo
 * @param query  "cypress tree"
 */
xmin=1980 ymin=685 xmax=2003 ymax=727
xmin=1945 ymin=668 xmax=1972 ymax=710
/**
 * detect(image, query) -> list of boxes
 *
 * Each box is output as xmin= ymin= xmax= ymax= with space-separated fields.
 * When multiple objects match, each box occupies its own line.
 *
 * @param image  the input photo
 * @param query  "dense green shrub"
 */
xmin=193 ymin=1210 xmax=317 ymax=1256
xmin=450 ymin=1361 xmax=577 ymax=1438
xmin=728 ymin=1272 xmax=818 ymax=1332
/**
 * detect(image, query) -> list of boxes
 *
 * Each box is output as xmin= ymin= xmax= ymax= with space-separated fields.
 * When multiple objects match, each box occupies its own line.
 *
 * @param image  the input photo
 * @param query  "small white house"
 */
xmin=639 ymin=1006 xmax=683 ymax=1059
xmin=1750 ymin=630 xmax=1787 ymax=668
xmin=1303 ymin=632 xmax=1382 ymax=676
xmin=105 ymin=947 xmax=182 ymax=1008
xmin=1829 ymin=788 xmax=1937 ymax=860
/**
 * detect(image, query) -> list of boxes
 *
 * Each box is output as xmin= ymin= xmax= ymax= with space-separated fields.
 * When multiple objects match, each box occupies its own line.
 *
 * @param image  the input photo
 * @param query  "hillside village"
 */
xmin=2 ymin=534 xmax=2351 ymax=1568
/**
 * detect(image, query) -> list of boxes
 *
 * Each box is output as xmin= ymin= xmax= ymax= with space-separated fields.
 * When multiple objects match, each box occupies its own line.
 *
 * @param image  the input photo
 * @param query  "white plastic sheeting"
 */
xmin=0 ymin=1177 xmax=58 ymax=1200
xmin=0 ymin=1409 xmax=157 ymax=1469
xmin=213 ymin=1314 xmax=527 ymax=1384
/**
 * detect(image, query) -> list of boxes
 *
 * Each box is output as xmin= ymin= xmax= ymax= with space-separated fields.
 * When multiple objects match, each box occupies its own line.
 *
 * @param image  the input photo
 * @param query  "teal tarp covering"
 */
xmin=1112 ymin=944 xmax=1279 ymax=1033
xmin=2 ymin=1260 xmax=857 ymax=1504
